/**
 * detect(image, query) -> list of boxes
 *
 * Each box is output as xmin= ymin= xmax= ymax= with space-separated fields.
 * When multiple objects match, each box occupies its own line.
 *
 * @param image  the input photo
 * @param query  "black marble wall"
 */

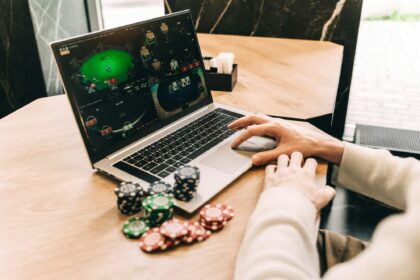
xmin=165 ymin=0 xmax=363 ymax=138
xmin=0 ymin=0 xmax=46 ymax=118
xmin=0 ymin=0 xmax=90 ymax=118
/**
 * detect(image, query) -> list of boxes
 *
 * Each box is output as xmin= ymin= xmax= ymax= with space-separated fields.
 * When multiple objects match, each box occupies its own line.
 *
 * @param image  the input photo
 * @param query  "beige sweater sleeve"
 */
xmin=234 ymin=143 xmax=420 ymax=280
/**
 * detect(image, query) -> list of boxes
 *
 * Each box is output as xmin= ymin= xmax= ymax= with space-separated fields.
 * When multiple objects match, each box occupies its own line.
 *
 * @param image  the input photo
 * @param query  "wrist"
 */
xmin=314 ymin=138 xmax=345 ymax=165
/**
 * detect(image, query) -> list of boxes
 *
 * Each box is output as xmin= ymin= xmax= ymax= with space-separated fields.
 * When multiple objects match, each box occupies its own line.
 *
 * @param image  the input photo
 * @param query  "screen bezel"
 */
xmin=51 ymin=10 xmax=213 ymax=164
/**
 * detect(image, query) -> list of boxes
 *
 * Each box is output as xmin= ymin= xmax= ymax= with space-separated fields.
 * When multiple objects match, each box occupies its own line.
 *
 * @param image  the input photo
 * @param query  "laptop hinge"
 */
xmin=107 ymin=105 xmax=212 ymax=160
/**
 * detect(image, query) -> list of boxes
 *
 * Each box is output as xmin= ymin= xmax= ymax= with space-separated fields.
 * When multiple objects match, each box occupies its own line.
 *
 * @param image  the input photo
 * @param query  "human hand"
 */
xmin=228 ymin=114 xmax=344 ymax=166
xmin=264 ymin=152 xmax=336 ymax=211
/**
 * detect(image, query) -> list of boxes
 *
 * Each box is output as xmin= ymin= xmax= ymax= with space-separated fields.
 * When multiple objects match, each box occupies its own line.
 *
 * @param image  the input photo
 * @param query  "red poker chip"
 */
xmin=199 ymin=217 xmax=225 ymax=226
xmin=200 ymin=220 xmax=227 ymax=231
xmin=200 ymin=204 xmax=225 ymax=223
xmin=160 ymin=219 xmax=188 ymax=239
xmin=139 ymin=228 xmax=165 ymax=253
xmin=219 ymin=204 xmax=235 ymax=221
xmin=196 ymin=229 xmax=212 ymax=242
xmin=182 ymin=221 xmax=204 ymax=244
xmin=160 ymin=236 xmax=181 ymax=251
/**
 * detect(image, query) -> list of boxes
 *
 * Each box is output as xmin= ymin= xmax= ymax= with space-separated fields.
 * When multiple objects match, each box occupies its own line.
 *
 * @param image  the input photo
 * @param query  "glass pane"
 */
xmin=101 ymin=0 xmax=164 ymax=29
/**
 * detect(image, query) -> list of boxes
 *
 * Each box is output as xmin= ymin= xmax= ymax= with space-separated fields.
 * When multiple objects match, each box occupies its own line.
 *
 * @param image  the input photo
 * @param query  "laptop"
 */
xmin=51 ymin=10 xmax=259 ymax=213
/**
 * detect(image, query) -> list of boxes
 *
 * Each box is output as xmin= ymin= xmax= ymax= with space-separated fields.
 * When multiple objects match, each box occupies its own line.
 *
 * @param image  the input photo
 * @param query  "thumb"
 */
xmin=318 ymin=185 xmax=336 ymax=209
xmin=252 ymin=150 xmax=281 ymax=166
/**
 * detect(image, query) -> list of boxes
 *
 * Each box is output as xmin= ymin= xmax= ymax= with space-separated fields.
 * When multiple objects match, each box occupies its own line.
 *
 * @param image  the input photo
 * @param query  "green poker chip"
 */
xmin=142 ymin=193 xmax=174 ymax=227
xmin=122 ymin=217 xmax=150 ymax=239
xmin=143 ymin=193 xmax=174 ymax=210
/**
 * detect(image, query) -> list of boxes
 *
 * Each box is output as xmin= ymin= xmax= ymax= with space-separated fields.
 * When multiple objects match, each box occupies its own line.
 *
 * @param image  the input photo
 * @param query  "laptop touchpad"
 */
xmin=199 ymin=143 xmax=250 ymax=174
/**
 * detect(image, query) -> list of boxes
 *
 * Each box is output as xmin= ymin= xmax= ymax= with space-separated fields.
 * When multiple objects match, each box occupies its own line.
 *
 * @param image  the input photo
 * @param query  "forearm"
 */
xmin=234 ymin=188 xmax=320 ymax=280
xmin=333 ymin=143 xmax=420 ymax=209
xmin=314 ymin=138 xmax=345 ymax=166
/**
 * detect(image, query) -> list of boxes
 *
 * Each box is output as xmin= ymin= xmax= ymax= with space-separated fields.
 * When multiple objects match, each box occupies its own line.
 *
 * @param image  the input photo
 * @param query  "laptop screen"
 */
xmin=51 ymin=11 xmax=212 ymax=163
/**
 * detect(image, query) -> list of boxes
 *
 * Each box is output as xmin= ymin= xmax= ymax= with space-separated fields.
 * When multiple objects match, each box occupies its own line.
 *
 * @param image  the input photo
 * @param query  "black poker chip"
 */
xmin=173 ymin=166 xmax=200 ymax=202
xmin=115 ymin=181 xmax=144 ymax=199
xmin=174 ymin=165 xmax=200 ymax=181
xmin=146 ymin=181 xmax=173 ymax=196
xmin=115 ymin=181 xmax=145 ymax=215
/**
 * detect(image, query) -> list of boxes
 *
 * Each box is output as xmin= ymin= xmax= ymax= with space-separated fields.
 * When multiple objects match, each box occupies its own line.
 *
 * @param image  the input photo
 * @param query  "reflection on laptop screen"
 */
xmin=53 ymin=13 xmax=209 ymax=155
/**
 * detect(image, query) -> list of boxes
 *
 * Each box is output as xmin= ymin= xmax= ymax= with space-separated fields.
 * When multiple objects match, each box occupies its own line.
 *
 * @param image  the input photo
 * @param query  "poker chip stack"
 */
xmin=160 ymin=219 xmax=189 ymax=246
xmin=138 ymin=219 xmax=212 ymax=253
xmin=199 ymin=204 xmax=235 ymax=231
xmin=146 ymin=181 xmax=173 ymax=196
xmin=181 ymin=221 xmax=212 ymax=244
xmin=139 ymin=228 xmax=174 ymax=253
xmin=173 ymin=165 xmax=200 ymax=202
xmin=115 ymin=181 xmax=145 ymax=215
xmin=131 ymin=203 xmax=235 ymax=254
xmin=122 ymin=217 xmax=150 ymax=239
xmin=142 ymin=193 xmax=174 ymax=227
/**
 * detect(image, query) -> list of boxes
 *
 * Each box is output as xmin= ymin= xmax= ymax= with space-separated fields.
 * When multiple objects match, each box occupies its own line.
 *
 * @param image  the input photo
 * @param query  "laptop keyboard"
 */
xmin=113 ymin=108 xmax=243 ymax=182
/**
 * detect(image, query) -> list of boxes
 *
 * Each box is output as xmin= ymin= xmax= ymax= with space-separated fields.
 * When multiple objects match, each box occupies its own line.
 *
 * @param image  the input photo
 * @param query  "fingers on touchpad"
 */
xmin=236 ymin=136 xmax=277 ymax=152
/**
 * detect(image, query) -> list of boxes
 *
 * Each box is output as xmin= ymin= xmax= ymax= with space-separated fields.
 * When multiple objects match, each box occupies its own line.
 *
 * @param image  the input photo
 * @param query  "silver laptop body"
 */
xmin=51 ymin=11 xmax=257 ymax=213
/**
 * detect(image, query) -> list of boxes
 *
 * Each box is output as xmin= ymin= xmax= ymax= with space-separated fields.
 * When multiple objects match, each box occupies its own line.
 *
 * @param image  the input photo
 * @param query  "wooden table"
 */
xmin=198 ymin=34 xmax=343 ymax=119
xmin=0 ymin=35 xmax=342 ymax=280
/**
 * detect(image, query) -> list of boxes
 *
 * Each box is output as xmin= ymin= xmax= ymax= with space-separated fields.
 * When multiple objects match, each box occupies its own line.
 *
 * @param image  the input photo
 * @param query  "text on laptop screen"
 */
xmin=53 ymin=13 xmax=210 ymax=156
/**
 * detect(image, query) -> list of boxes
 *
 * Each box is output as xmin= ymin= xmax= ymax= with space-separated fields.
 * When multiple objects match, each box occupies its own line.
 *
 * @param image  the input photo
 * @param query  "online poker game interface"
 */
xmin=54 ymin=14 xmax=209 ymax=154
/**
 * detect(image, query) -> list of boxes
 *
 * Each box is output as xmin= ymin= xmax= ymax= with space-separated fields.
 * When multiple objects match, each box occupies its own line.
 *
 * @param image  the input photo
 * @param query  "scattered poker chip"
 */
xmin=139 ymin=228 xmax=166 ymax=253
xmin=200 ymin=204 xmax=225 ymax=223
xmin=160 ymin=236 xmax=179 ymax=251
xmin=196 ymin=229 xmax=212 ymax=242
xmin=220 ymin=204 xmax=235 ymax=221
xmin=160 ymin=219 xmax=188 ymax=239
xmin=122 ymin=217 xmax=150 ymax=239
xmin=147 ymin=181 xmax=173 ymax=196
xmin=181 ymin=221 xmax=202 ymax=244
xmin=129 ymin=203 xmax=234 ymax=253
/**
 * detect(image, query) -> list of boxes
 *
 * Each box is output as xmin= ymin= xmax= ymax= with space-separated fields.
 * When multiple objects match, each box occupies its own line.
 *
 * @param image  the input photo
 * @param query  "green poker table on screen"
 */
xmin=80 ymin=49 xmax=135 ymax=90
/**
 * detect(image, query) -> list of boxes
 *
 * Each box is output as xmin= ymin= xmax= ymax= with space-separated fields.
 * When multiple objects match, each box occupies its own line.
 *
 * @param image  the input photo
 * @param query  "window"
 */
xmin=101 ymin=0 xmax=164 ymax=29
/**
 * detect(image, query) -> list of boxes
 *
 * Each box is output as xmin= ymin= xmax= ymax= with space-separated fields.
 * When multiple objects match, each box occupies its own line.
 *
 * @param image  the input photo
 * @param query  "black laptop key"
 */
xmin=165 ymin=166 xmax=176 ymax=173
xmin=215 ymin=108 xmax=244 ymax=119
xmin=179 ymin=151 xmax=189 ymax=157
xmin=143 ymin=162 xmax=157 ymax=171
xmin=150 ymin=163 xmax=169 ymax=174
xmin=113 ymin=162 xmax=160 ymax=183
xmin=157 ymin=171 xmax=170 ymax=178
xmin=166 ymin=158 xmax=176 ymax=165
xmin=173 ymin=161 xmax=183 ymax=168
xmin=179 ymin=158 xmax=191 ymax=164
xmin=172 ymin=154 xmax=183 ymax=160
xmin=133 ymin=161 xmax=146 ymax=168
xmin=188 ymin=137 xmax=224 ymax=159
xmin=154 ymin=157 xmax=165 ymax=164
